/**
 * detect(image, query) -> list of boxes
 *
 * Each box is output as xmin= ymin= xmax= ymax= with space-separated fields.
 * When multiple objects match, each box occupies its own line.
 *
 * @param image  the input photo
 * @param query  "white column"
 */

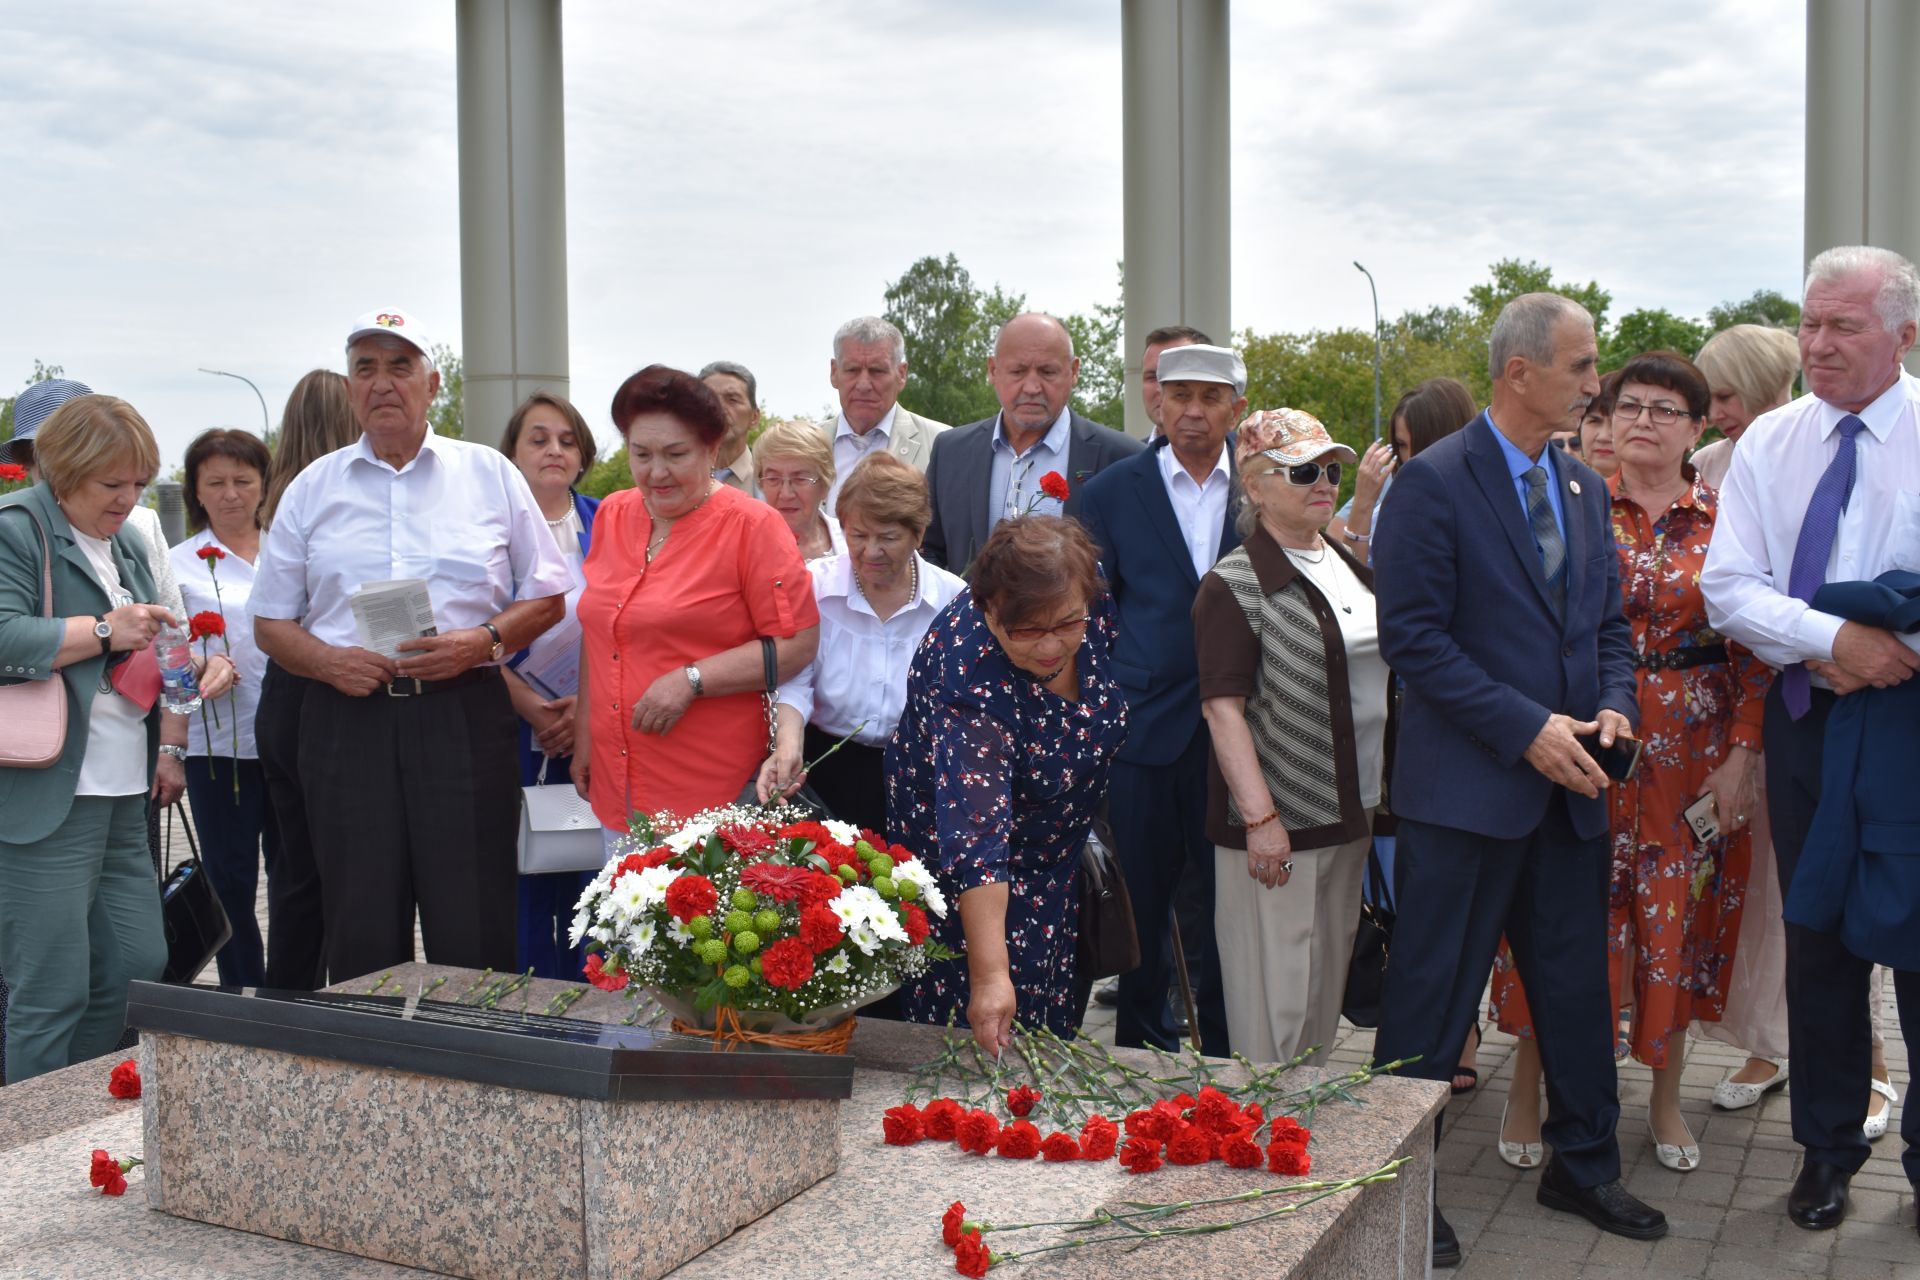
xmin=1121 ymin=0 xmax=1230 ymax=438
xmin=1805 ymin=0 xmax=1920 ymax=368
xmin=456 ymin=0 xmax=571 ymax=441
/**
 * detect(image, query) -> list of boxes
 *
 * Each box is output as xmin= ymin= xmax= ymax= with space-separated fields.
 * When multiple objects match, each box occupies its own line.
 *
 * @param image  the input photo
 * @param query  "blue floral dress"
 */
xmin=885 ymin=590 xmax=1129 ymax=1035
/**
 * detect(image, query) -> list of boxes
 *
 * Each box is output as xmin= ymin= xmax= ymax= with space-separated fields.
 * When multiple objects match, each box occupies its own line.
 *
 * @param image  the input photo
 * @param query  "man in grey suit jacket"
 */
xmin=922 ymin=313 xmax=1144 ymax=571
xmin=824 ymin=315 xmax=949 ymax=506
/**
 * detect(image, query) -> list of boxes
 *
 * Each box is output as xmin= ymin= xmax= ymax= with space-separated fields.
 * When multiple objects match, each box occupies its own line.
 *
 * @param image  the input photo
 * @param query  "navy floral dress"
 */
xmin=885 ymin=589 xmax=1128 ymax=1035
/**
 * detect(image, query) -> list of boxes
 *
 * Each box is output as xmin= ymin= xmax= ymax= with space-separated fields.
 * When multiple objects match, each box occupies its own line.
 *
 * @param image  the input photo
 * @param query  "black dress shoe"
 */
xmin=1536 ymin=1159 xmax=1668 ymax=1240
xmin=1431 ymin=1204 xmax=1461 ymax=1268
xmin=1787 ymin=1160 xmax=1850 ymax=1230
xmin=1093 ymin=985 xmax=1120 ymax=1008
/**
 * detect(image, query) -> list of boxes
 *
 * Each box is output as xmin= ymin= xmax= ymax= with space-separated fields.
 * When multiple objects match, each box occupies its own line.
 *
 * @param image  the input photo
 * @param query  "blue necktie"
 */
xmin=1780 ymin=414 xmax=1867 ymax=719
xmin=1524 ymin=465 xmax=1567 ymax=616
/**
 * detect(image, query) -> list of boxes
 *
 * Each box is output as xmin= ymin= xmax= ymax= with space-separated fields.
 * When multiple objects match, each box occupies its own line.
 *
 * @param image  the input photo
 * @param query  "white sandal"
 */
xmin=1712 ymin=1061 xmax=1788 ymax=1111
xmin=1497 ymin=1100 xmax=1543 ymax=1169
xmin=1865 ymin=1078 xmax=1899 ymax=1141
xmin=1648 ymin=1115 xmax=1700 ymax=1172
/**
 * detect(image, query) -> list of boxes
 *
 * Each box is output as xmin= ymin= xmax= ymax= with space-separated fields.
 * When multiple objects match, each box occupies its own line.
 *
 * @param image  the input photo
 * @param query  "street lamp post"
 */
xmin=198 ymin=368 xmax=270 ymax=439
xmin=1353 ymin=262 xmax=1381 ymax=440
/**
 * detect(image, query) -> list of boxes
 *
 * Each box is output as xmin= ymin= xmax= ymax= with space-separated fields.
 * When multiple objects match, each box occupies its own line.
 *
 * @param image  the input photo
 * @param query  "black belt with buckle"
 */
xmin=1633 ymin=644 xmax=1728 ymax=672
xmin=382 ymin=667 xmax=497 ymax=697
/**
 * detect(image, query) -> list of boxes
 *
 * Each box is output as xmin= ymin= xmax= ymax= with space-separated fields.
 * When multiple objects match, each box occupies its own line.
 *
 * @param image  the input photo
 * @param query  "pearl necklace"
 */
xmin=853 ymin=557 xmax=918 ymax=616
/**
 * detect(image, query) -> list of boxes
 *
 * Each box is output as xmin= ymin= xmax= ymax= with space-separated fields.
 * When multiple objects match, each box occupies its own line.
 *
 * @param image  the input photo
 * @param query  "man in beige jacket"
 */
xmin=824 ymin=315 xmax=948 ymax=506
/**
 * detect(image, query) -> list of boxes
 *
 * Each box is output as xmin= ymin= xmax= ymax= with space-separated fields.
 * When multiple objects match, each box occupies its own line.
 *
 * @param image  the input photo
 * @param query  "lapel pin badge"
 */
xmin=1569 ymin=479 xmax=1582 ymax=496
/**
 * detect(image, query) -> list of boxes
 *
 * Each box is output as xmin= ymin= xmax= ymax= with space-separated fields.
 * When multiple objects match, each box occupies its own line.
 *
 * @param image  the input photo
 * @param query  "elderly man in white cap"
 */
xmin=252 ymin=309 xmax=570 ymax=982
xmin=1078 ymin=344 xmax=1248 ymax=1054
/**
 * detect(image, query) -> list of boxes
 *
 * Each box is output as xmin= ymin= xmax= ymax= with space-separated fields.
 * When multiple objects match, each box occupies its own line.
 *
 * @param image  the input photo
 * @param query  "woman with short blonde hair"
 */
xmin=753 ymin=420 xmax=842 ymax=560
xmin=1690 ymin=325 xmax=1800 ymax=490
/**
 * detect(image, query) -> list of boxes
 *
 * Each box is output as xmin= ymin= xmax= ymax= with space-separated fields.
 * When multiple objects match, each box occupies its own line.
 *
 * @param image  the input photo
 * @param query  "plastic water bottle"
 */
xmin=155 ymin=623 xmax=202 ymax=715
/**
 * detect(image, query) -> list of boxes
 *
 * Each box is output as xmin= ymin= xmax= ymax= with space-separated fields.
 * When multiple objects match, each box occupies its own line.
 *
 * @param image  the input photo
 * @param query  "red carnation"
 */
xmin=196 ymin=544 xmax=227 ymax=561
xmin=0 ymin=462 xmax=28 ymax=482
xmin=777 ymin=820 xmax=834 ymax=845
xmin=901 ymin=902 xmax=931 ymax=946
xmin=924 ymin=1097 xmax=964 ymax=1142
xmin=799 ymin=871 xmax=845 ymax=909
xmin=1124 ymin=1099 xmax=1182 ymax=1142
xmin=942 ymin=1200 xmax=969 ymax=1249
xmin=819 ymin=843 xmax=862 ymax=878
xmin=1245 ymin=1102 xmax=1265 ymax=1126
xmin=1118 ymin=1135 xmax=1164 ymax=1174
xmin=717 ymin=823 xmax=774 ymax=858
xmin=1221 ymin=1136 xmax=1262 ymax=1169
xmin=956 ymin=1109 xmax=1001 ymax=1155
xmin=1079 ymin=1114 xmax=1119 ymax=1160
xmin=953 ymin=1229 xmax=992 ymax=1278
xmin=799 ymin=904 xmax=844 ymax=954
xmin=995 ymin=1119 xmax=1042 ymax=1159
xmin=1166 ymin=1121 xmax=1213 ymax=1166
xmin=663 ymin=873 xmax=717 ymax=922
xmin=741 ymin=861 xmax=815 ymax=903
xmin=612 ymin=847 xmax=674 ymax=883
xmin=107 ymin=1058 xmax=141 ymax=1099
xmin=188 ymin=610 xmax=226 ymax=641
xmin=883 ymin=1103 xmax=926 ymax=1146
xmin=1171 ymin=1092 xmax=1198 ymax=1111
xmin=88 ymin=1149 xmax=118 ymax=1187
xmin=759 ymin=936 xmax=815 ymax=991
xmin=1039 ymin=470 xmax=1070 ymax=502
xmin=583 ymin=953 xmax=628 ymax=991
xmin=1191 ymin=1086 xmax=1245 ymax=1134
xmin=1269 ymin=1116 xmax=1311 ymax=1145
xmin=1268 ymin=1139 xmax=1312 ymax=1176
xmin=1040 ymin=1132 xmax=1081 ymax=1162
xmin=1005 ymin=1084 xmax=1040 ymax=1117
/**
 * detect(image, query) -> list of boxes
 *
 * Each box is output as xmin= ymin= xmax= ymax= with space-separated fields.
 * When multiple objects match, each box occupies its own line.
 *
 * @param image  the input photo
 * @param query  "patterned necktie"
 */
xmin=1780 ymin=414 xmax=1868 ymax=719
xmin=1524 ymin=465 xmax=1567 ymax=616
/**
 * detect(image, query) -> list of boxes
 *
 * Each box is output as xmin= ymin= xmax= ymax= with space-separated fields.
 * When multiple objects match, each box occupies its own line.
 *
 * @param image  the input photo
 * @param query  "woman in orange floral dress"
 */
xmin=1491 ymin=351 xmax=1770 ymax=1174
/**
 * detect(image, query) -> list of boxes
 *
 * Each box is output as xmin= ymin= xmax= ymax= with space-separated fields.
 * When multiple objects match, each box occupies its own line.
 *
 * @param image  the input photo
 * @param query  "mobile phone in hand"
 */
xmin=1682 ymin=793 xmax=1721 ymax=844
xmin=1580 ymin=732 xmax=1643 ymax=782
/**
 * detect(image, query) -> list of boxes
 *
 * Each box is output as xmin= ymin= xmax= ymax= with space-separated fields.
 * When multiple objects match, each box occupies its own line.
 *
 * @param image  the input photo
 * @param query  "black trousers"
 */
xmin=1765 ymin=682 xmax=1920 ymax=1182
xmin=256 ymin=662 xmax=327 ymax=990
xmin=802 ymin=726 xmax=886 ymax=835
xmin=1375 ymin=799 xmax=1621 ymax=1188
xmin=1108 ymin=731 xmax=1231 ymax=1057
xmin=299 ymin=671 xmax=521 ymax=984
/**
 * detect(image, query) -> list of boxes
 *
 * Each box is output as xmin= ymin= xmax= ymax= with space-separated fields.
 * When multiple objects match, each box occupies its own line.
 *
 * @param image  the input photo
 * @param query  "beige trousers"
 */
xmin=1213 ymin=825 xmax=1373 ymax=1067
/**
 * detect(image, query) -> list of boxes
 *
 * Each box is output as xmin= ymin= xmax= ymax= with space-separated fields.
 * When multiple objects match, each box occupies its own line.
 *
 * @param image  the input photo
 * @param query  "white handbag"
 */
xmin=517 ymin=772 xmax=606 ymax=874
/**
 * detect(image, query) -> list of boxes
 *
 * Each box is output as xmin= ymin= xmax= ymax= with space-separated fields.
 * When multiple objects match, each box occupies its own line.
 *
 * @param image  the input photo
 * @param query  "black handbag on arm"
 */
xmin=735 ymin=637 xmax=833 ymax=819
xmin=1340 ymin=839 xmax=1395 ymax=1027
xmin=1076 ymin=822 xmax=1140 ymax=981
xmin=160 ymin=806 xmax=233 ymax=984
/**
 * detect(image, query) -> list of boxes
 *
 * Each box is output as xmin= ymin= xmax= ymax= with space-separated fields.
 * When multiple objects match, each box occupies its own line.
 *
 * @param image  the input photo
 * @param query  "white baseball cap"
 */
xmin=1156 ymin=343 xmax=1247 ymax=396
xmin=345 ymin=309 xmax=433 ymax=364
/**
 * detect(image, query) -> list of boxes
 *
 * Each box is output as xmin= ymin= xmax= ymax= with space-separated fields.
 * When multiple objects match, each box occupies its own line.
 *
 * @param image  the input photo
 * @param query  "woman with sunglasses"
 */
xmin=886 ymin=515 xmax=1128 ymax=1054
xmin=1194 ymin=409 xmax=1391 ymax=1066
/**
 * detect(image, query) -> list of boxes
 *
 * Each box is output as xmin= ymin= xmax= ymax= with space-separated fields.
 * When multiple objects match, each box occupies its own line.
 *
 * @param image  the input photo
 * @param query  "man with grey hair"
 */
xmin=921 ymin=313 xmax=1143 ymax=570
xmin=1702 ymin=244 xmax=1920 ymax=1233
xmin=700 ymin=360 xmax=761 ymax=494
xmin=824 ymin=315 xmax=949 ymax=505
xmin=1372 ymin=292 xmax=1664 ymax=1264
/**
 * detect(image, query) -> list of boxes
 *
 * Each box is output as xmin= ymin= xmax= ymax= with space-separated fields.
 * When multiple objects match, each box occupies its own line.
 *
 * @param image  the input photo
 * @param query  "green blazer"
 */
xmin=0 ymin=484 xmax=161 ymax=845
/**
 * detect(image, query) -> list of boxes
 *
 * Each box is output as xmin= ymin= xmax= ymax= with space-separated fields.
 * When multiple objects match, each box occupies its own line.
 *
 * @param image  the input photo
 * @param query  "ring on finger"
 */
xmin=1279 ymin=859 xmax=1294 ymax=874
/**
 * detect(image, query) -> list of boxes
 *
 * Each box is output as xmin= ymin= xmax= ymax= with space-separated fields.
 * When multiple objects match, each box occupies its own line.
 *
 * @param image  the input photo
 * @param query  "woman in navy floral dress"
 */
xmin=886 ymin=516 xmax=1128 ymax=1051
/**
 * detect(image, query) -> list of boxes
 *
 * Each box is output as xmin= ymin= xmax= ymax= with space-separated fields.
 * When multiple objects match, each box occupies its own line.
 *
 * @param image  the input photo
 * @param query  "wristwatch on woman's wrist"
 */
xmin=684 ymin=664 xmax=704 ymax=697
xmin=94 ymin=615 xmax=113 ymax=655
xmin=157 ymin=745 xmax=187 ymax=761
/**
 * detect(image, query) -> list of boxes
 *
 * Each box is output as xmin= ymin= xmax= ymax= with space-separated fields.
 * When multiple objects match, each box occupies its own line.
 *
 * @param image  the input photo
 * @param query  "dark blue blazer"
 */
xmin=1078 ymin=437 xmax=1239 ymax=767
xmin=1785 ymin=570 xmax=1920 ymax=970
xmin=1372 ymin=413 xmax=1636 ymax=840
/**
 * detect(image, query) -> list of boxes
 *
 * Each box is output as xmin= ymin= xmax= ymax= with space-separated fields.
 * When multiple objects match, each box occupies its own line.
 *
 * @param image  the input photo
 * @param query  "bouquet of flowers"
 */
xmin=570 ymin=806 xmax=952 ymax=1032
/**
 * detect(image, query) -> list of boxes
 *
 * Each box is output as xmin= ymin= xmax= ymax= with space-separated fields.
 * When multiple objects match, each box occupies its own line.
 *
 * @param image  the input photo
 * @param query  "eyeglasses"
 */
xmin=1258 ymin=460 xmax=1343 ymax=487
xmin=759 ymin=473 xmax=820 ymax=492
xmin=1612 ymin=399 xmax=1694 ymax=427
xmin=1004 ymin=616 xmax=1091 ymax=644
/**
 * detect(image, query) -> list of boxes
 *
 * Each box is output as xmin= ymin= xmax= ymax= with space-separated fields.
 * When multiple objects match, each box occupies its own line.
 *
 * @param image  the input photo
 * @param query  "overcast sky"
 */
xmin=0 ymin=0 xmax=1804 ymax=467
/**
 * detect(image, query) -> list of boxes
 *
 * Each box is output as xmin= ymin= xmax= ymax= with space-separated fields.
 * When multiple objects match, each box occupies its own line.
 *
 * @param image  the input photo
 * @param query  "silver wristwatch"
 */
xmin=684 ymin=664 xmax=704 ymax=697
xmin=157 ymin=745 xmax=187 ymax=761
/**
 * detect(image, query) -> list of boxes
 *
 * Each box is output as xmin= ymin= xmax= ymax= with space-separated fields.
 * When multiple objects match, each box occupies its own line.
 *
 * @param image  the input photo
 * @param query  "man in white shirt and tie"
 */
xmin=824 ymin=316 xmax=949 ymax=507
xmin=1702 ymin=245 xmax=1920 ymax=1234
xmin=252 ymin=309 xmax=571 ymax=982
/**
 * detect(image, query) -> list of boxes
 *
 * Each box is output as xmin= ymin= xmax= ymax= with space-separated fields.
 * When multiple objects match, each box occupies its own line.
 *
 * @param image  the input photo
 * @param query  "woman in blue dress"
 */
xmin=886 ymin=515 xmax=1128 ymax=1052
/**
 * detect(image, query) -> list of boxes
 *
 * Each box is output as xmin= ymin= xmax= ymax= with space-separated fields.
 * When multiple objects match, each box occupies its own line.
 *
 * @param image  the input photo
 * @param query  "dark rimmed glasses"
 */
xmin=1005 ymin=615 xmax=1091 ymax=644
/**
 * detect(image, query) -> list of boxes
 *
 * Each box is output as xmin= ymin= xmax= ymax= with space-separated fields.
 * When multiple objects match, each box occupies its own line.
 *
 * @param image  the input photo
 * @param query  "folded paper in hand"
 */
xmin=351 ymin=580 xmax=438 ymax=658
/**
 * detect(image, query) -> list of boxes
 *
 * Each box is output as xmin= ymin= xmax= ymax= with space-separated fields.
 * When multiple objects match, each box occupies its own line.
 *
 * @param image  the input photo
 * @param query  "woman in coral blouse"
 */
xmin=573 ymin=367 xmax=819 ymax=845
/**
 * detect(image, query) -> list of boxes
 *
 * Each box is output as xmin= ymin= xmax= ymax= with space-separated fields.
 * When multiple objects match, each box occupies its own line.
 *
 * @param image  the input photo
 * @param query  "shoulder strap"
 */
xmin=1 ymin=504 xmax=55 ymax=620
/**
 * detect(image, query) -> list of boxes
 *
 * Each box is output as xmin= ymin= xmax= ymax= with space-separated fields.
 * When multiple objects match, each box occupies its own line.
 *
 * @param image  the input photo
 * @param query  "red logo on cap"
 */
xmin=375 ymin=313 xmax=405 ymax=328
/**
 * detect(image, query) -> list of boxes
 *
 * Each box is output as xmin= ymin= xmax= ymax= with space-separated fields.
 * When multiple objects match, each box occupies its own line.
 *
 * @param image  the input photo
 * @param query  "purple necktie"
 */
xmin=1781 ymin=414 xmax=1867 ymax=719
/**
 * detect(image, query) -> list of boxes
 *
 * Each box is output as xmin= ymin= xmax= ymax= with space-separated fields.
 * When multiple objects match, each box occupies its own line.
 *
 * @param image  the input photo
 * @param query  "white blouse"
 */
xmin=169 ymin=530 xmax=265 ymax=758
xmin=1283 ymin=543 xmax=1390 ymax=810
xmin=72 ymin=529 xmax=149 ymax=797
xmin=776 ymin=552 xmax=965 ymax=747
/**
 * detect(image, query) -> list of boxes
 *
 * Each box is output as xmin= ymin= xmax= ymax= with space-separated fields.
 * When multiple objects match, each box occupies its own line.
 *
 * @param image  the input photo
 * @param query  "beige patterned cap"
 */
xmin=1233 ymin=408 xmax=1358 ymax=470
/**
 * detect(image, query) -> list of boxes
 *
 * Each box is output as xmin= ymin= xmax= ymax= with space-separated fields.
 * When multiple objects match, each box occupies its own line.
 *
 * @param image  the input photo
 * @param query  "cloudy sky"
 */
xmin=1 ymin=0 xmax=1804 ymax=467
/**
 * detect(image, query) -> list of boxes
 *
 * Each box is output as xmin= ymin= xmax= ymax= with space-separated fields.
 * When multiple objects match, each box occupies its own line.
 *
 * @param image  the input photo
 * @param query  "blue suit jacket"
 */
xmin=1373 ymin=413 xmax=1636 ymax=840
xmin=1784 ymin=570 xmax=1920 ymax=970
xmin=1078 ymin=438 xmax=1240 ymax=766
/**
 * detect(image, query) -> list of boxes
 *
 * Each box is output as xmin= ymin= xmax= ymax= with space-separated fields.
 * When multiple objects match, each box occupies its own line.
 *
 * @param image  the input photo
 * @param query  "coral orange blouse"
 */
xmin=578 ymin=485 xmax=819 ymax=829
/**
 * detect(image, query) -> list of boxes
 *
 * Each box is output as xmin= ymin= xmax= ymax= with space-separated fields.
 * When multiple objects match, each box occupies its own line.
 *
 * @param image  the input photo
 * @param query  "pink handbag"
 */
xmin=0 ymin=506 xmax=69 ymax=769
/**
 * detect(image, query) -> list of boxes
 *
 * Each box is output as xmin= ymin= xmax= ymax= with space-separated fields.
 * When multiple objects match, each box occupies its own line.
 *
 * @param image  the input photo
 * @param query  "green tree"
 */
xmin=1601 ymin=308 xmax=1711 ymax=370
xmin=885 ymin=254 xmax=1010 ymax=427
xmin=1061 ymin=262 xmax=1125 ymax=426
xmin=0 ymin=360 xmax=66 ymax=446
xmin=1467 ymin=259 xmax=1612 ymax=331
xmin=431 ymin=344 xmax=464 ymax=440
xmin=1707 ymin=289 xmax=1801 ymax=333
xmin=577 ymin=453 xmax=632 ymax=500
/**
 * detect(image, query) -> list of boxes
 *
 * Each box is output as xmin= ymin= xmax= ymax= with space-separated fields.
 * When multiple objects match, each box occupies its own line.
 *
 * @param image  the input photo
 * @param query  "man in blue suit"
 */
xmin=1079 ymin=344 xmax=1244 ymax=1055
xmin=1372 ymin=294 xmax=1666 ymax=1266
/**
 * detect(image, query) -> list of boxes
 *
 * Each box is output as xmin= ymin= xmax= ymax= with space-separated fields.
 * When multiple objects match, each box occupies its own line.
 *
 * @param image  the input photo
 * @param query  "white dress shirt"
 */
xmin=776 ymin=551 xmax=965 ymax=746
xmin=829 ymin=405 xmax=898 ymax=508
xmin=988 ymin=407 xmax=1072 ymax=531
xmin=250 ymin=431 xmax=573 ymax=650
xmin=1701 ymin=370 xmax=1920 ymax=675
xmin=1156 ymin=440 xmax=1231 ymax=579
xmin=170 ymin=530 xmax=266 ymax=758
xmin=72 ymin=529 xmax=149 ymax=797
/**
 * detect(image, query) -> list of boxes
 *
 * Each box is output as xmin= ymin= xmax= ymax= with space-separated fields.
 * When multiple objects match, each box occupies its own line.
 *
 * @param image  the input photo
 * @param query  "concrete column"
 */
xmin=1121 ymin=0 xmax=1230 ymax=438
xmin=1805 ymin=0 xmax=1920 ymax=368
xmin=456 ymin=0 xmax=570 ymax=440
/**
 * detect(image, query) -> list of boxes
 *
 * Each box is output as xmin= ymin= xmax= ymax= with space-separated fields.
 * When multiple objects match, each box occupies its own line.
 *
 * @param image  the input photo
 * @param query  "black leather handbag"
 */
xmin=1076 ymin=829 xmax=1141 ymax=981
xmin=160 ymin=807 xmax=232 ymax=984
xmin=1341 ymin=840 xmax=1395 ymax=1028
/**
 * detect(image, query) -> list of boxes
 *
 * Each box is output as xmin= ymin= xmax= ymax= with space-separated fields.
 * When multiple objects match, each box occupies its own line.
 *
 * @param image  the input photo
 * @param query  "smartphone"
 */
xmin=1682 ymin=793 xmax=1721 ymax=845
xmin=1580 ymin=733 xmax=1643 ymax=782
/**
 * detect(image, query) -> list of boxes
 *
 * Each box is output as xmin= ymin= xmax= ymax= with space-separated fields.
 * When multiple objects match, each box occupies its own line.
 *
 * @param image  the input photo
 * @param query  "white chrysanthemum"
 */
xmin=590 ymin=923 xmax=616 ymax=945
xmin=825 ymin=951 xmax=851 ymax=975
xmin=869 ymin=906 xmax=908 ymax=945
xmin=608 ymin=874 xmax=648 ymax=920
xmin=666 ymin=918 xmax=693 ymax=946
xmin=624 ymin=918 xmax=657 ymax=957
xmin=890 ymin=858 xmax=948 ymax=918
xmin=567 ymin=905 xmax=593 ymax=948
xmin=634 ymin=864 xmax=679 ymax=912
xmin=845 ymin=922 xmax=881 ymax=956
xmin=664 ymin=824 xmax=712 ymax=855
xmin=830 ymin=884 xmax=885 ymax=929
xmin=824 ymin=819 xmax=863 ymax=847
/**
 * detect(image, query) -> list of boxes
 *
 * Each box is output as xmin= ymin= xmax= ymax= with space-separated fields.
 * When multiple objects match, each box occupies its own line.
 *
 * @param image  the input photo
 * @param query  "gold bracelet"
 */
xmin=1244 ymin=810 xmax=1280 ymax=832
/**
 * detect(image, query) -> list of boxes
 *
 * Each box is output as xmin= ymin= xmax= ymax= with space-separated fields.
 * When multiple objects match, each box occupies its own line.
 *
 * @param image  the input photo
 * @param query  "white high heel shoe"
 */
xmin=1498 ymin=1100 xmax=1543 ymax=1169
xmin=1865 ymin=1079 xmax=1899 ymax=1141
xmin=1648 ymin=1114 xmax=1700 ymax=1172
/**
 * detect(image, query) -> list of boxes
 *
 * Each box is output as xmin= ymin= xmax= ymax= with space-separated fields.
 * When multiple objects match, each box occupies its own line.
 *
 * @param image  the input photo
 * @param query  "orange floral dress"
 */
xmin=1488 ymin=473 xmax=1770 ymax=1068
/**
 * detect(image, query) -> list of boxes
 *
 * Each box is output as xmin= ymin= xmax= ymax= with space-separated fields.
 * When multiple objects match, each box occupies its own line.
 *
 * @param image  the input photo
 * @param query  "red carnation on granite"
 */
xmin=1005 ymin=1084 xmax=1040 ymax=1117
xmin=583 ymin=953 xmax=628 ymax=991
xmin=759 ymin=937 xmax=814 ymax=991
xmin=107 ymin=1058 xmax=141 ymax=1099
xmin=883 ymin=1103 xmax=926 ymax=1146
xmin=953 ymin=1228 xmax=993 ymax=1278
xmin=901 ymin=901 xmax=931 ymax=946
xmin=1190 ymin=1086 xmax=1245 ymax=1134
xmin=1079 ymin=1114 xmax=1119 ymax=1160
xmin=196 ymin=544 xmax=227 ymax=561
xmin=799 ymin=904 xmax=844 ymax=954
xmin=1270 ymin=1116 xmax=1311 ymax=1146
xmin=1267 ymin=1139 xmax=1312 ymax=1177
xmin=1118 ymin=1135 xmax=1164 ymax=1175
xmin=663 ymin=873 xmax=718 ymax=922
xmin=88 ymin=1148 xmax=139 ymax=1196
xmin=1039 ymin=471 xmax=1070 ymax=502
xmin=995 ymin=1119 xmax=1042 ymax=1160
xmin=1165 ymin=1121 xmax=1213 ymax=1166
xmin=956 ymin=1109 xmax=1001 ymax=1155
xmin=1040 ymin=1132 xmax=1081 ymax=1162
xmin=924 ymin=1098 xmax=964 ymax=1142
xmin=942 ymin=1200 xmax=970 ymax=1249
xmin=1221 ymin=1136 xmax=1262 ymax=1169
